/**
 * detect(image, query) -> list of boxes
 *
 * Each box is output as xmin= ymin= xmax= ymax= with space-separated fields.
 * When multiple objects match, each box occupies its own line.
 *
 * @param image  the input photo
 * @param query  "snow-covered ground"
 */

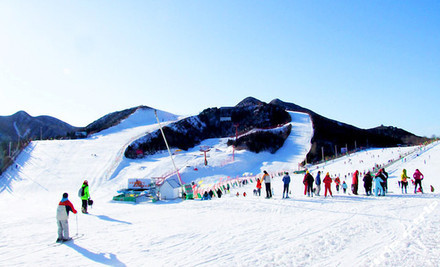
xmin=0 ymin=109 xmax=439 ymax=267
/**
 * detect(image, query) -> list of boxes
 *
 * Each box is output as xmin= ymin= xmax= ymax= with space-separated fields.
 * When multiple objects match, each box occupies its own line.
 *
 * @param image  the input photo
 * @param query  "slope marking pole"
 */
xmin=154 ymin=110 xmax=183 ymax=185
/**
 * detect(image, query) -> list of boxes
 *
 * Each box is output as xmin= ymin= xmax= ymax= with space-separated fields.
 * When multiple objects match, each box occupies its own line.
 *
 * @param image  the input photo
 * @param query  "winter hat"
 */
xmin=84 ymin=180 xmax=88 ymax=185
xmin=63 ymin=192 xmax=68 ymax=198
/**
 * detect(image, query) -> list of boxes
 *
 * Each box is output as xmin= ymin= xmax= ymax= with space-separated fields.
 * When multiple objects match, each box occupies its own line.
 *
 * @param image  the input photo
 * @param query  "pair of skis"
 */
xmin=49 ymin=234 xmax=84 ymax=247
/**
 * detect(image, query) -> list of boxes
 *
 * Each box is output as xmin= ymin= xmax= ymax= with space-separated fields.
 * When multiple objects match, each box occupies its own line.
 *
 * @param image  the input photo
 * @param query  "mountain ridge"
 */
xmin=1 ymin=98 xmax=429 ymax=170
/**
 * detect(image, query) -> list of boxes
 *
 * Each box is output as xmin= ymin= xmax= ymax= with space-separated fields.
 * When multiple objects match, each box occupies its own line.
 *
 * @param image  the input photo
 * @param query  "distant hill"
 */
xmin=0 ymin=111 xmax=79 ymax=172
xmin=0 ymin=111 xmax=78 ymax=143
xmin=269 ymin=98 xmax=429 ymax=163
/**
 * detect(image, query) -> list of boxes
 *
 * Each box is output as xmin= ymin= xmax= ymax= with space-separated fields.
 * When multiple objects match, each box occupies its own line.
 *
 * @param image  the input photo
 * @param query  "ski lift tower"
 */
xmin=200 ymin=146 xmax=211 ymax=166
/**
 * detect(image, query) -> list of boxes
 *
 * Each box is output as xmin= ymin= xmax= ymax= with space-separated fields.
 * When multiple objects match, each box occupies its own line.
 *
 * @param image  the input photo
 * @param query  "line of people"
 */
xmin=255 ymin=167 xmax=427 ymax=199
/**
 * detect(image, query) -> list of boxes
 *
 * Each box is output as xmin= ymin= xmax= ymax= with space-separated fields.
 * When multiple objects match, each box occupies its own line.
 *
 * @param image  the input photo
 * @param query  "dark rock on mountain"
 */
xmin=125 ymin=102 xmax=291 ymax=158
xmin=227 ymin=124 xmax=292 ymax=154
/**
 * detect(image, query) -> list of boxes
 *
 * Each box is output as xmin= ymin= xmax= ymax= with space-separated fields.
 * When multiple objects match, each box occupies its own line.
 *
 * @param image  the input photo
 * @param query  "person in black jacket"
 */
xmin=382 ymin=168 xmax=389 ymax=193
xmin=305 ymin=171 xmax=315 ymax=197
xmin=363 ymin=171 xmax=373 ymax=196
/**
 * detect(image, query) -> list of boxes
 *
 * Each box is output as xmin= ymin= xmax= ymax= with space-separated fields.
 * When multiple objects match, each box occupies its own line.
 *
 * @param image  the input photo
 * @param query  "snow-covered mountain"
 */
xmin=1 ymin=98 xmax=428 ymax=174
xmin=0 ymin=106 xmax=439 ymax=266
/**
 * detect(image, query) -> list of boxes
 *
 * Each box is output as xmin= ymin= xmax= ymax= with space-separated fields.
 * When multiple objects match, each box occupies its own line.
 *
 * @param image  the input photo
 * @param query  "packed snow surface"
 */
xmin=0 ymin=109 xmax=439 ymax=266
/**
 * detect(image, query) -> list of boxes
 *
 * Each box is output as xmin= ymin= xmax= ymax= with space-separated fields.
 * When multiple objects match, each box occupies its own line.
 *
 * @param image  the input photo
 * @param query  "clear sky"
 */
xmin=0 ymin=1 xmax=439 ymax=137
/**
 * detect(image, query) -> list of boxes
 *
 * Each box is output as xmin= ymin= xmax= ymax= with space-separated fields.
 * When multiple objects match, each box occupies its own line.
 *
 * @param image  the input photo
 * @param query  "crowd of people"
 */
xmin=251 ymin=167 xmax=427 ymax=199
xmin=199 ymin=167 xmax=428 ymax=202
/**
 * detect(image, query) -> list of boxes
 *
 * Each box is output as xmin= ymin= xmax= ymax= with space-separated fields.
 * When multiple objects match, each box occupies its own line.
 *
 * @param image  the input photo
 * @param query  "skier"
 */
xmin=315 ymin=171 xmax=322 ymax=196
xmin=401 ymin=169 xmax=410 ymax=194
xmin=352 ymin=170 xmax=359 ymax=195
xmin=323 ymin=172 xmax=333 ymax=197
xmin=262 ymin=170 xmax=272 ymax=198
xmin=374 ymin=170 xmax=385 ymax=196
xmin=56 ymin=192 xmax=77 ymax=243
xmin=282 ymin=172 xmax=291 ymax=198
xmin=413 ymin=169 xmax=424 ymax=194
xmin=80 ymin=180 xmax=91 ymax=214
xmin=362 ymin=171 xmax=373 ymax=196
xmin=256 ymin=177 xmax=262 ymax=197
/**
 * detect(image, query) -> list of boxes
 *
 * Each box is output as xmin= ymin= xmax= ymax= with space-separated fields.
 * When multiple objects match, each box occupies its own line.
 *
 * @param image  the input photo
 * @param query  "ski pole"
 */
xmin=76 ymin=213 xmax=79 ymax=236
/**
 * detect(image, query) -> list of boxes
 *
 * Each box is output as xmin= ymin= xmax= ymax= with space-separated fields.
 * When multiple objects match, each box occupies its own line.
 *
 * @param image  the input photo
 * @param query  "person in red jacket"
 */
xmin=323 ymin=172 xmax=333 ymax=197
xmin=352 ymin=170 xmax=359 ymax=195
xmin=56 ymin=192 xmax=77 ymax=243
xmin=335 ymin=176 xmax=341 ymax=193
xmin=256 ymin=177 xmax=262 ymax=197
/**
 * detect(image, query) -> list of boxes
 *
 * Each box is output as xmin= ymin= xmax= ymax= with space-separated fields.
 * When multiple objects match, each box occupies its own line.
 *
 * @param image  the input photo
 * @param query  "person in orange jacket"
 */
xmin=323 ymin=172 xmax=333 ymax=197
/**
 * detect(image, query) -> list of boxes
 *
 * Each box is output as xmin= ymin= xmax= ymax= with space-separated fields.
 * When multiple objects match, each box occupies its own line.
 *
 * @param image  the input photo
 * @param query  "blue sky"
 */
xmin=0 ymin=1 xmax=439 ymax=137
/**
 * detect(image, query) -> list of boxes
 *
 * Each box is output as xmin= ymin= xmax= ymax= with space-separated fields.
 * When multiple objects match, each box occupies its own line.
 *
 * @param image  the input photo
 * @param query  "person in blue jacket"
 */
xmin=282 ymin=172 xmax=291 ymax=198
xmin=202 ymin=191 xmax=210 ymax=200
xmin=315 ymin=171 xmax=321 ymax=196
xmin=374 ymin=170 xmax=385 ymax=196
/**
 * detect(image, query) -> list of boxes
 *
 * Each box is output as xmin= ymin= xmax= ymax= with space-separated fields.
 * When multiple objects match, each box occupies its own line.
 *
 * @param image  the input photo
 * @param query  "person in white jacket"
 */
xmin=56 ymin=192 xmax=77 ymax=243
xmin=262 ymin=170 xmax=272 ymax=198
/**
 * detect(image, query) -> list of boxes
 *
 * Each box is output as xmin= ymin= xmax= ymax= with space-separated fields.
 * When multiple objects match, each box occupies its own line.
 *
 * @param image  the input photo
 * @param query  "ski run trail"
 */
xmin=0 ymin=109 xmax=439 ymax=267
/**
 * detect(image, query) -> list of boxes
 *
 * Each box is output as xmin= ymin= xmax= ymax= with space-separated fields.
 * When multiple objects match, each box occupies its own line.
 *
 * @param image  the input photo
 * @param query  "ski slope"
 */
xmin=0 ymin=110 xmax=439 ymax=267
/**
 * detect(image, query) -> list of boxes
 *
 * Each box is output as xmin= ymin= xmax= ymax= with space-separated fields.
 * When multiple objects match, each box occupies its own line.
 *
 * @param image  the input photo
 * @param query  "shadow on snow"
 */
xmin=65 ymin=241 xmax=126 ymax=267
xmin=90 ymin=214 xmax=132 ymax=225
